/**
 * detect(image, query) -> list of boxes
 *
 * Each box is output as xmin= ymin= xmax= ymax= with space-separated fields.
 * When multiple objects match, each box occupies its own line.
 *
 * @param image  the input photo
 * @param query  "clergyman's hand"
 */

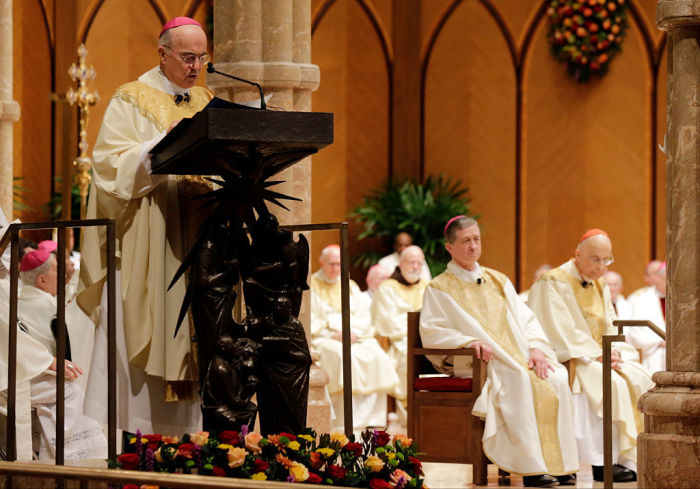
xmin=596 ymin=349 xmax=623 ymax=371
xmin=528 ymin=348 xmax=555 ymax=379
xmin=470 ymin=340 xmax=493 ymax=362
xmin=49 ymin=358 xmax=84 ymax=381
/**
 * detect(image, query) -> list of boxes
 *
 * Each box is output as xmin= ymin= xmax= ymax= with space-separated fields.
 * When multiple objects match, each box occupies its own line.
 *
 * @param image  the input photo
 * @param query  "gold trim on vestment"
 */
xmin=545 ymin=268 xmax=607 ymax=346
xmin=381 ymin=278 xmax=427 ymax=309
xmin=310 ymin=274 xmax=347 ymax=312
xmin=429 ymin=268 xmax=565 ymax=475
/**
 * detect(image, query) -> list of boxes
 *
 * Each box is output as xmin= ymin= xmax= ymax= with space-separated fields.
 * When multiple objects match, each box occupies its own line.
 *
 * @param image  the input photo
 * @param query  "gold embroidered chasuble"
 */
xmin=78 ymin=67 xmax=213 ymax=397
xmin=429 ymin=268 xmax=565 ymax=476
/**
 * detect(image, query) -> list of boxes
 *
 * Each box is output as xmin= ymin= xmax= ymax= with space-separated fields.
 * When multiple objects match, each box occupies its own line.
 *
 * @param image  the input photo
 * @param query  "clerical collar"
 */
xmin=158 ymin=69 xmax=190 ymax=99
xmin=447 ymin=260 xmax=483 ymax=283
xmin=390 ymin=267 xmax=421 ymax=287
xmin=316 ymin=269 xmax=340 ymax=285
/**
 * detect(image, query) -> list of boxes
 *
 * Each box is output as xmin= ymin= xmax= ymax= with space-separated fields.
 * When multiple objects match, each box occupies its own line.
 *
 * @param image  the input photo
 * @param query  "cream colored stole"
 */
xmin=430 ymin=268 xmax=565 ymax=475
xmin=310 ymin=274 xmax=344 ymax=312
xmin=381 ymin=278 xmax=427 ymax=310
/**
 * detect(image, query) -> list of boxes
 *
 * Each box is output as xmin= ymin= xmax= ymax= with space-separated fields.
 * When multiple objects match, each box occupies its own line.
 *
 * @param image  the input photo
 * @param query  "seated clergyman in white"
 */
xmin=310 ymin=245 xmax=400 ymax=431
xmin=419 ymin=216 xmax=578 ymax=488
xmin=626 ymin=263 xmax=666 ymax=373
xmin=9 ymin=248 xmax=107 ymax=460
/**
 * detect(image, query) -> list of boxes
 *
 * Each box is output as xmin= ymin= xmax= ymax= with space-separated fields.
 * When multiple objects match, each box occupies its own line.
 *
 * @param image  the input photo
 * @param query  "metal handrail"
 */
xmin=602 ymin=320 xmax=664 ymax=488
xmin=0 ymin=219 xmax=116 ymax=472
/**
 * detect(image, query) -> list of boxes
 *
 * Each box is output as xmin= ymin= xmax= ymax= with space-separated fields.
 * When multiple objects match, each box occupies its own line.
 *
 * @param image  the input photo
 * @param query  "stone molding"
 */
xmin=207 ymin=62 xmax=320 ymax=92
xmin=0 ymin=99 xmax=20 ymax=122
xmin=658 ymin=0 xmax=700 ymax=29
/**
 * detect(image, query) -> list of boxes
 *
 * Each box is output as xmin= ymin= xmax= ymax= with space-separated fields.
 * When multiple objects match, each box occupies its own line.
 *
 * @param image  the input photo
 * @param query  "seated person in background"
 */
xmin=372 ymin=245 xmax=428 ymax=404
xmin=628 ymin=260 xmax=663 ymax=299
xmin=626 ymin=262 xmax=666 ymax=373
xmin=518 ymin=264 xmax=552 ymax=303
xmin=604 ymin=270 xmax=631 ymax=318
xmin=420 ymin=216 xmax=578 ymax=488
xmin=0 ymin=237 xmax=106 ymax=460
xmin=378 ymin=231 xmax=431 ymax=283
xmin=528 ymin=229 xmax=654 ymax=483
xmin=310 ymin=245 xmax=399 ymax=431
xmin=361 ymin=264 xmax=390 ymax=302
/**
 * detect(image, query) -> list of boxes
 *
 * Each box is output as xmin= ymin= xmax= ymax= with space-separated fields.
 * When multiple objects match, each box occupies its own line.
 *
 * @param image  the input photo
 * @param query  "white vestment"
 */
xmin=371 ymin=277 xmax=427 ymax=400
xmin=612 ymin=294 xmax=632 ymax=318
xmin=1 ymin=278 xmax=106 ymax=460
xmin=310 ymin=271 xmax=399 ymax=430
xmin=420 ymin=261 xmax=578 ymax=476
xmin=625 ymin=286 xmax=666 ymax=373
xmin=78 ymin=67 xmax=213 ymax=433
xmin=378 ymin=252 xmax=432 ymax=283
xmin=528 ymin=260 xmax=654 ymax=469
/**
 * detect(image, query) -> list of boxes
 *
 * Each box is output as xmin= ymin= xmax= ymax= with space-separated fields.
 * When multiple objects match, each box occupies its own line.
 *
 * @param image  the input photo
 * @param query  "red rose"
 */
xmin=307 ymin=472 xmax=323 ymax=484
xmin=375 ymin=430 xmax=391 ymax=447
xmin=369 ymin=478 xmax=392 ymax=489
xmin=143 ymin=434 xmax=162 ymax=451
xmin=328 ymin=464 xmax=347 ymax=480
xmin=176 ymin=442 xmax=195 ymax=459
xmin=122 ymin=485 xmax=139 ymax=489
xmin=212 ymin=466 xmax=226 ymax=477
xmin=343 ymin=442 xmax=363 ymax=458
xmin=254 ymin=458 xmax=269 ymax=473
xmin=218 ymin=430 xmax=240 ymax=446
xmin=117 ymin=453 xmax=140 ymax=470
xmin=409 ymin=456 xmax=423 ymax=475
xmin=279 ymin=432 xmax=297 ymax=442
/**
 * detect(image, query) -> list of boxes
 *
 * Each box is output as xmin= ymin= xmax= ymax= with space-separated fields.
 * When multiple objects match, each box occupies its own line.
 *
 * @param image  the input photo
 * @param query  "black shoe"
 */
xmin=556 ymin=474 xmax=576 ymax=485
xmin=592 ymin=464 xmax=636 ymax=482
xmin=522 ymin=474 xmax=559 ymax=487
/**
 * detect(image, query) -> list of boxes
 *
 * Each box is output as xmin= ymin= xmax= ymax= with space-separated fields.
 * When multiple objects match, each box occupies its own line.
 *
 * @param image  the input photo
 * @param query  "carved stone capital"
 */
xmin=658 ymin=0 xmax=700 ymax=30
xmin=0 ymin=100 xmax=20 ymax=122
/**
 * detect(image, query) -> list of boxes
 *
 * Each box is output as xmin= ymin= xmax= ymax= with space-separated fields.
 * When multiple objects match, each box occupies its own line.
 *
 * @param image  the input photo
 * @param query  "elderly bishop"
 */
xmin=528 ymin=229 xmax=654 ymax=482
xmin=420 ymin=217 xmax=578 ymax=487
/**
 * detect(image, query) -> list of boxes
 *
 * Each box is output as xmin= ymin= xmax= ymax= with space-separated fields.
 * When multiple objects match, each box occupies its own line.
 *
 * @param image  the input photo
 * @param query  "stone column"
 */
xmin=0 ymin=0 xmax=20 ymax=219
xmin=211 ymin=0 xmax=328 ymax=431
xmin=636 ymin=3 xmax=700 ymax=487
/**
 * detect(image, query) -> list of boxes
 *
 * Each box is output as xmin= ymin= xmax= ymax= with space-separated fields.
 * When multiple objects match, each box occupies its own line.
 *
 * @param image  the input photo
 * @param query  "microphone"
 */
xmin=476 ymin=278 xmax=482 ymax=285
xmin=207 ymin=63 xmax=266 ymax=110
xmin=581 ymin=280 xmax=588 ymax=287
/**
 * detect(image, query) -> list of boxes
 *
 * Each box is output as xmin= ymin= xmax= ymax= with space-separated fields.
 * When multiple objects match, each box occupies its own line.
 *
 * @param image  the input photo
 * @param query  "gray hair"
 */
xmin=158 ymin=30 xmax=172 ymax=47
xmin=444 ymin=216 xmax=479 ymax=243
xmin=20 ymin=255 xmax=53 ymax=287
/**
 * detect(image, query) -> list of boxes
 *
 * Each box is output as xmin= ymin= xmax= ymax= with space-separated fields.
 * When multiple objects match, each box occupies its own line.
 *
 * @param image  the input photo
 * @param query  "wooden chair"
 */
xmin=406 ymin=310 xmax=489 ymax=486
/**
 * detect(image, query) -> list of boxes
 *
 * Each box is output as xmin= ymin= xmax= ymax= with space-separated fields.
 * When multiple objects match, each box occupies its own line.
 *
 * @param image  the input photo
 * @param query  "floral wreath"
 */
xmin=547 ymin=0 xmax=629 ymax=82
xmin=112 ymin=426 xmax=426 ymax=489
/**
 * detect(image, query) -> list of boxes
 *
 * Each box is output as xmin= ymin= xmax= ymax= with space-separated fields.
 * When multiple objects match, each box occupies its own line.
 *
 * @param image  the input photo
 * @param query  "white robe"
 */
xmin=420 ymin=261 xmax=578 ymax=476
xmin=378 ymin=252 xmax=432 ymax=283
xmin=528 ymin=260 xmax=654 ymax=468
xmin=310 ymin=271 xmax=399 ymax=429
xmin=625 ymin=286 xmax=666 ymax=373
xmin=79 ymin=67 xmax=212 ymax=434
xmin=371 ymin=277 xmax=427 ymax=400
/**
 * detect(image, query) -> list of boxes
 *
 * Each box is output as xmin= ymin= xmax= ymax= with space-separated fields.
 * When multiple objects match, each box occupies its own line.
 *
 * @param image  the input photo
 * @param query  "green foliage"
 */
xmin=12 ymin=177 xmax=34 ymax=213
xmin=351 ymin=174 xmax=477 ymax=276
xmin=45 ymin=176 xmax=81 ymax=221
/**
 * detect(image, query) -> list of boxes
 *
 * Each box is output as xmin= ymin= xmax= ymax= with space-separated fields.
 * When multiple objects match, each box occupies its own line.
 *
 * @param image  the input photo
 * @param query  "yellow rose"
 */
xmin=227 ymin=447 xmax=247 ymax=468
xmin=298 ymin=434 xmax=314 ymax=443
xmin=317 ymin=447 xmax=335 ymax=458
xmin=154 ymin=448 xmax=164 ymax=463
xmin=245 ymin=432 xmax=263 ymax=453
xmin=251 ymin=472 xmax=268 ymax=481
xmin=287 ymin=441 xmax=300 ymax=451
xmin=217 ymin=444 xmax=234 ymax=450
xmin=190 ymin=431 xmax=209 ymax=446
xmin=330 ymin=432 xmax=349 ymax=447
xmin=289 ymin=462 xmax=309 ymax=482
xmin=364 ymin=455 xmax=384 ymax=473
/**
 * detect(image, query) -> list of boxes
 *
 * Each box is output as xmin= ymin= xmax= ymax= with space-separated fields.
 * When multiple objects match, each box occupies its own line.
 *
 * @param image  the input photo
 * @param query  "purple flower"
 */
xmin=287 ymin=475 xmax=295 ymax=483
xmin=135 ymin=430 xmax=144 ymax=459
xmin=240 ymin=424 xmax=249 ymax=438
xmin=396 ymin=476 xmax=407 ymax=489
xmin=145 ymin=448 xmax=154 ymax=471
xmin=193 ymin=444 xmax=202 ymax=469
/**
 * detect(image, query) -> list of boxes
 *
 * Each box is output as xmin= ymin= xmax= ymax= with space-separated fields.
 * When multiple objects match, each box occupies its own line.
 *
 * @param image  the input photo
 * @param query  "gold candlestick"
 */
xmin=66 ymin=44 xmax=99 ymax=219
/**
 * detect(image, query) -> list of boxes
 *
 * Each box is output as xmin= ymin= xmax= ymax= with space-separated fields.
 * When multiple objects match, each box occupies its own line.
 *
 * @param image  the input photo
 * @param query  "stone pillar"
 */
xmin=211 ymin=0 xmax=328 ymax=431
xmin=0 ymin=0 xmax=20 ymax=219
xmin=636 ymin=3 xmax=700 ymax=487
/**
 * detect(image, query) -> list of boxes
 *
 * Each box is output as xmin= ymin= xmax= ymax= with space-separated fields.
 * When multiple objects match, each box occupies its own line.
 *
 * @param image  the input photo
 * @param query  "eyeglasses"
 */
xmin=588 ymin=255 xmax=615 ymax=266
xmin=163 ymin=45 xmax=210 ymax=66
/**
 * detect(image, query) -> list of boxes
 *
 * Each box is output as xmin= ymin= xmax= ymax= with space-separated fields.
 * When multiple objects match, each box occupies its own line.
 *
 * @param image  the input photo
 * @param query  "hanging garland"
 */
xmin=547 ymin=0 xmax=629 ymax=82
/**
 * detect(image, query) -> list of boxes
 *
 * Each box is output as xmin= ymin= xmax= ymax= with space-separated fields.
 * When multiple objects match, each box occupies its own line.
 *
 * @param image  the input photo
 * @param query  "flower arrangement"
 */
xmin=547 ymin=0 xmax=629 ymax=82
xmin=111 ymin=426 xmax=426 ymax=488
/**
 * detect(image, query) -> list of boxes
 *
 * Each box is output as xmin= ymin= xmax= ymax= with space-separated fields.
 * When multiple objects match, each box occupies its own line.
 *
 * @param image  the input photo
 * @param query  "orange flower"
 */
xmin=276 ymin=453 xmax=294 ymax=468
xmin=245 ymin=432 xmax=263 ymax=453
xmin=227 ymin=447 xmax=247 ymax=468
xmin=393 ymin=433 xmax=413 ymax=448
xmin=189 ymin=431 xmax=209 ymax=446
xmin=309 ymin=451 xmax=323 ymax=469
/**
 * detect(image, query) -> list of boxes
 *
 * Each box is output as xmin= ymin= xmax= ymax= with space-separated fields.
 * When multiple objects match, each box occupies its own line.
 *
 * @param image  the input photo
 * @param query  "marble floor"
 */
xmin=421 ymin=462 xmax=639 ymax=488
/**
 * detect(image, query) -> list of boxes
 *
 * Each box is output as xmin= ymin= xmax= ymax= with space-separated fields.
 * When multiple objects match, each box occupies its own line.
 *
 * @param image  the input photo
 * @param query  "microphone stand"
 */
xmin=207 ymin=63 xmax=266 ymax=110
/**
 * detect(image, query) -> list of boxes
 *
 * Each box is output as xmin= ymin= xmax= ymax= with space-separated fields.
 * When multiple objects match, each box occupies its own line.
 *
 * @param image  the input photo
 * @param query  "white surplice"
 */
xmin=625 ymin=286 xmax=666 ymax=373
xmin=528 ymin=260 xmax=654 ymax=469
xmin=420 ymin=261 xmax=578 ymax=477
xmin=371 ymin=277 xmax=427 ymax=400
xmin=310 ymin=270 xmax=399 ymax=430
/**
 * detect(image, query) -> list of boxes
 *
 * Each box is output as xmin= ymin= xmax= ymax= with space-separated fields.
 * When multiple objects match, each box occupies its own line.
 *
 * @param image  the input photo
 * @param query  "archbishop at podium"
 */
xmin=77 ymin=17 xmax=213 ymax=434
